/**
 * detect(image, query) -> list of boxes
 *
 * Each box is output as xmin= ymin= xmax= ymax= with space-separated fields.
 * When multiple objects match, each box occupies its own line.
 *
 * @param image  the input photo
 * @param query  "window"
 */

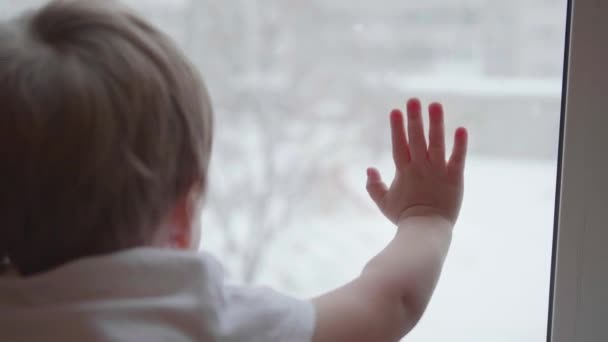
xmin=177 ymin=2 xmax=566 ymax=341
xmin=7 ymin=0 xmax=607 ymax=341
xmin=551 ymin=0 xmax=608 ymax=340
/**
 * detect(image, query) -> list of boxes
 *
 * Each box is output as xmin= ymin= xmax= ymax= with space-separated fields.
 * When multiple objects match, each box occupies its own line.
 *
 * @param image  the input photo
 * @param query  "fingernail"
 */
xmin=429 ymin=102 xmax=442 ymax=112
xmin=456 ymin=127 xmax=468 ymax=139
xmin=390 ymin=109 xmax=401 ymax=119
xmin=407 ymin=98 xmax=421 ymax=111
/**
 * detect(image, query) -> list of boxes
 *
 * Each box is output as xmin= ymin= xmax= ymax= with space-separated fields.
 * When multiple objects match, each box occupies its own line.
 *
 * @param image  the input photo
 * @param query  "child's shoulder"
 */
xmin=0 ymin=248 xmax=315 ymax=342
xmin=128 ymin=248 xmax=316 ymax=340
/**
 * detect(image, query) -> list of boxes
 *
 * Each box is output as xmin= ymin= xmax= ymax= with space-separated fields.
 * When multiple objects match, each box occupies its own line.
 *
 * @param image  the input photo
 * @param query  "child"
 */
xmin=0 ymin=1 xmax=468 ymax=341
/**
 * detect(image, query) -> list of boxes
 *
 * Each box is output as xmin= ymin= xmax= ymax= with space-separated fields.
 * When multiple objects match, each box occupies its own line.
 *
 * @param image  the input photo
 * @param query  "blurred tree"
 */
xmin=184 ymin=0 xmax=373 ymax=283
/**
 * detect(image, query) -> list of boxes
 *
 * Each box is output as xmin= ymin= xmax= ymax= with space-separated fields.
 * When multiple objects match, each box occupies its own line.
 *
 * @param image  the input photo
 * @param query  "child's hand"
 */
xmin=366 ymin=98 xmax=468 ymax=225
xmin=314 ymin=99 xmax=467 ymax=341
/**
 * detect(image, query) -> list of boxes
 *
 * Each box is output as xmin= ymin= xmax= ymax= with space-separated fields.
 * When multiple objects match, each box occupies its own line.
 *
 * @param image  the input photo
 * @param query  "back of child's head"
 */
xmin=0 ymin=0 xmax=213 ymax=276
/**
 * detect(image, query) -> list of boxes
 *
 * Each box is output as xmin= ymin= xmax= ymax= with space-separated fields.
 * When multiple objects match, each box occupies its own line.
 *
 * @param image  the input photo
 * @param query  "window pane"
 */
xmin=186 ymin=2 xmax=565 ymax=340
xmin=4 ymin=1 xmax=567 ymax=340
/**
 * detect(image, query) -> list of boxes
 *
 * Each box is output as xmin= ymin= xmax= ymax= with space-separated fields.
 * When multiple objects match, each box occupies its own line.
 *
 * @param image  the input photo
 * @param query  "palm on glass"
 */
xmin=366 ymin=98 xmax=468 ymax=226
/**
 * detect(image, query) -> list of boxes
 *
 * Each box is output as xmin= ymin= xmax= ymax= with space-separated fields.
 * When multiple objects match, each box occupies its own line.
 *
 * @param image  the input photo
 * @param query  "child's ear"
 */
xmin=168 ymin=187 xmax=201 ymax=249
xmin=168 ymin=200 xmax=191 ymax=249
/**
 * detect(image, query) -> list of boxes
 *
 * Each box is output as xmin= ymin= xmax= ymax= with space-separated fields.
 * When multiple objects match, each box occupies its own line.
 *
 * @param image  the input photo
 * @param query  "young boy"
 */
xmin=0 ymin=1 xmax=468 ymax=341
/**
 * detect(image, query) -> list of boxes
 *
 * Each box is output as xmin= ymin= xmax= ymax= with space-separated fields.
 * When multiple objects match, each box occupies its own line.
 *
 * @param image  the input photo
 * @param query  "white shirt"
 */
xmin=0 ymin=248 xmax=315 ymax=342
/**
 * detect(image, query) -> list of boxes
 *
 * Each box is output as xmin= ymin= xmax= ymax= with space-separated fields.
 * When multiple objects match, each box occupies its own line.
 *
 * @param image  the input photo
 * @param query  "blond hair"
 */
xmin=0 ymin=0 xmax=213 ymax=275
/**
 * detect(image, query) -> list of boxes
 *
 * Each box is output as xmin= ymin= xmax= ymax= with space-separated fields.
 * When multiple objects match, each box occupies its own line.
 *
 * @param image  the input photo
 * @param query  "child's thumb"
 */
xmin=366 ymin=168 xmax=388 ymax=205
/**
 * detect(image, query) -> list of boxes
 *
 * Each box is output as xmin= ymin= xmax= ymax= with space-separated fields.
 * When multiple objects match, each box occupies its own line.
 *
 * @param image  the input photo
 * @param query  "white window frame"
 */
xmin=550 ymin=0 xmax=608 ymax=341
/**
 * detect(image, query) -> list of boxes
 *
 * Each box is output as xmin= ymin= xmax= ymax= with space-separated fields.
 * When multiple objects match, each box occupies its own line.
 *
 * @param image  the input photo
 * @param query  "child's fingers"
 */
xmin=390 ymin=109 xmax=410 ymax=169
xmin=406 ymin=98 xmax=428 ymax=163
xmin=428 ymin=102 xmax=446 ymax=167
xmin=366 ymin=167 xmax=388 ymax=205
xmin=447 ymin=127 xmax=468 ymax=179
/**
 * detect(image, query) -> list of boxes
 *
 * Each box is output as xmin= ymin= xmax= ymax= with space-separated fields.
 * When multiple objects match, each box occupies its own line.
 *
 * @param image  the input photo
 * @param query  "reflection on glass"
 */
xmin=3 ymin=1 xmax=566 ymax=340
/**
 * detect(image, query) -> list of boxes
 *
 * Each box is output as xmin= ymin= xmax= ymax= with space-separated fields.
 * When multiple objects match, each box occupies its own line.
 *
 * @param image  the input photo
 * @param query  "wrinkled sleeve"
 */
xmin=201 ymin=254 xmax=315 ymax=342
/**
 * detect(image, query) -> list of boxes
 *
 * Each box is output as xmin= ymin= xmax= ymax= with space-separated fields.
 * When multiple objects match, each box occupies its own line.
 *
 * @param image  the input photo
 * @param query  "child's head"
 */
xmin=0 ymin=0 xmax=213 ymax=276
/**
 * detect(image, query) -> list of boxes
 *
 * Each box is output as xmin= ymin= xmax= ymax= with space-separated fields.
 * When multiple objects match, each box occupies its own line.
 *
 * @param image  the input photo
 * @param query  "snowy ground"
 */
xmin=201 ymin=156 xmax=557 ymax=341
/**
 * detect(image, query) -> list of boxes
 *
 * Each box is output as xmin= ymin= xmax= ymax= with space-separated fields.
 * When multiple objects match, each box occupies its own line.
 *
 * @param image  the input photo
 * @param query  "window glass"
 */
xmin=3 ymin=1 xmax=567 ymax=340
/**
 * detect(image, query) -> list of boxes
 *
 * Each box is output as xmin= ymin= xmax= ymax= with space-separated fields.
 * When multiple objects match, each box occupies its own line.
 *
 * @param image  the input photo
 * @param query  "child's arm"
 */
xmin=312 ymin=98 xmax=468 ymax=341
